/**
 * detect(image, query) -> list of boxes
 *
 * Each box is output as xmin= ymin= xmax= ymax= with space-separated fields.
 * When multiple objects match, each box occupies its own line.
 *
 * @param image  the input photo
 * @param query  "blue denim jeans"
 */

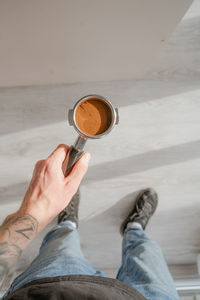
xmin=4 ymin=221 xmax=179 ymax=300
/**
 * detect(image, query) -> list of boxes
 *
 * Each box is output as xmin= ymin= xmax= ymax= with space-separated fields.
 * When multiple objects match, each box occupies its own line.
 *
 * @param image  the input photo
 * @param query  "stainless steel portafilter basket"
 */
xmin=65 ymin=94 xmax=119 ymax=175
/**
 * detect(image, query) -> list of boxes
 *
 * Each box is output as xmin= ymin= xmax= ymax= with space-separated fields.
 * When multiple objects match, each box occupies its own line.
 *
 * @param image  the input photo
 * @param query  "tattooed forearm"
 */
xmin=2 ymin=214 xmax=38 ymax=241
xmin=0 ymin=242 xmax=22 ymax=289
xmin=0 ymin=213 xmax=38 ymax=290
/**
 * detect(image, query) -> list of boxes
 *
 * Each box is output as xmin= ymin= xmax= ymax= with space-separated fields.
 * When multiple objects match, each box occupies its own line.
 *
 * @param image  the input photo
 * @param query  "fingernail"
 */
xmin=83 ymin=152 xmax=91 ymax=164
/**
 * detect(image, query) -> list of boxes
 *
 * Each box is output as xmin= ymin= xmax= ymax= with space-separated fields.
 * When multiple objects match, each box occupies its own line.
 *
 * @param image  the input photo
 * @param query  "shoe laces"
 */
xmin=129 ymin=193 xmax=152 ymax=221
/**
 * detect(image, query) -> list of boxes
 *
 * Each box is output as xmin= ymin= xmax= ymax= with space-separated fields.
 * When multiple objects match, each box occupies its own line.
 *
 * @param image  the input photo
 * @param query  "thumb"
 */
xmin=65 ymin=152 xmax=91 ymax=185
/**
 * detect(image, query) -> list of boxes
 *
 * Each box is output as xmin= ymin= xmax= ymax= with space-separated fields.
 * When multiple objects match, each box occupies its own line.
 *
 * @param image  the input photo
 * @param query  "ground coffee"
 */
xmin=75 ymin=98 xmax=112 ymax=136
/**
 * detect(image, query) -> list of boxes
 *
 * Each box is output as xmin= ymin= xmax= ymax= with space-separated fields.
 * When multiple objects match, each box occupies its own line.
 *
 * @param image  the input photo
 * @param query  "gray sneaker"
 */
xmin=58 ymin=189 xmax=80 ymax=228
xmin=120 ymin=188 xmax=158 ymax=235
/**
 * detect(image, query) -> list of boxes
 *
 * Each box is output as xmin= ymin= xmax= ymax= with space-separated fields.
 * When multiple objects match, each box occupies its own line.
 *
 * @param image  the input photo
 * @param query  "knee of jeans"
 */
xmin=145 ymin=239 xmax=163 ymax=255
xmin=139 ymin=239 xmax=162 ymax=254
xmin=40 ymin=225 xmax=76 ymax=250
xmin=124 ymin=238 xmax=162 ymax=258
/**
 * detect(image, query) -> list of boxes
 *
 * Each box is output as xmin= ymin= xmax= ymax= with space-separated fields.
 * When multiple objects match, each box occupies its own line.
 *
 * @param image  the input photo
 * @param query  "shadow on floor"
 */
xmin=85 ymin=139 xmax=200 ymax=182
xmin=1 ymin=139 xmax=200 ymax=206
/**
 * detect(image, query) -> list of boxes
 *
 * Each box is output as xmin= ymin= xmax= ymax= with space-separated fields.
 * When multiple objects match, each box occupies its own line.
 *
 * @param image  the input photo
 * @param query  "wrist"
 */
xmin=19 ymin=208 xmax=52 ymax=233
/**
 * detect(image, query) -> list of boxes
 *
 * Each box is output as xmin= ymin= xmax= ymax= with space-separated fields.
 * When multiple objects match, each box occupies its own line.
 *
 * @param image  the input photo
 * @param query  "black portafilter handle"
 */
xmin=65 ymin=136 xmax=87 ymax=176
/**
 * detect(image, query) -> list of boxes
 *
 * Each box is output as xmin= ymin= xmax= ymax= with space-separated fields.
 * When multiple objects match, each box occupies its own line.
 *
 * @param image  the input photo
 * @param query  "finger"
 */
xmin=48 ymin=144 xmax=69 ymax=161
xmin=33 ymin=160 xmax=44 ymax=177
xmin=65 ymin=152 xmax=91 ymax=190
xmin=47 ymin=144 xmax=69 ymax=174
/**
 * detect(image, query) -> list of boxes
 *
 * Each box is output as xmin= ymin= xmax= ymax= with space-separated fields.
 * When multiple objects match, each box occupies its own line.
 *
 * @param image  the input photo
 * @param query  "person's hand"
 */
xmin=15 ymin=144 xmax=90 ymax=232
xmin=0 ymin=144 xmax=90 ymax=287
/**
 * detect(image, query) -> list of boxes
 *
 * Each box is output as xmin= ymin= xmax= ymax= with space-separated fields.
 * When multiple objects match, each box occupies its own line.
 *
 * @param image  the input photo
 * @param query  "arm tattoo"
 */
xmin=0 ymin=214 xmax=38 ymax=290
xmin=0 ymin=242 xmax=22 ymax=289
xmin=11 ymin=215 xmax=38 ymax=240
xmin=2 ymin=214 xmax=38 ymax=241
